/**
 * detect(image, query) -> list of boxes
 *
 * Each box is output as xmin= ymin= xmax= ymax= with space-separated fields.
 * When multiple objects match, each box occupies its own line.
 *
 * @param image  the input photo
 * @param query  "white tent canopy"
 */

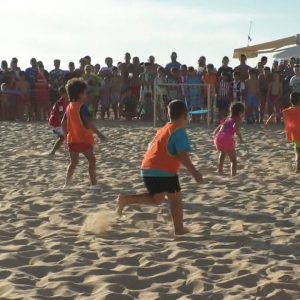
xmin=233 ymin=34 xmax=300 ymax=59
xmin=273 ymin=45 xmax=300 ymax=60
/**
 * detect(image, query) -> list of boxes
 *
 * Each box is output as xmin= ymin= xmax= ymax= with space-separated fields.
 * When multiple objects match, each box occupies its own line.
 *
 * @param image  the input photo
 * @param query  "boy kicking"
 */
xmin=117 ymin=100 xmax=203 ymax=235
xmin=62 ymin=78 xmax=107 ymax=187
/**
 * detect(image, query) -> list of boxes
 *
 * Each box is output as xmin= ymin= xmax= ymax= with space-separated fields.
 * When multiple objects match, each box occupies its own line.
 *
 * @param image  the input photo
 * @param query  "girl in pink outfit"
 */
xmin=214 ymin=102 xmax=245 ymax=177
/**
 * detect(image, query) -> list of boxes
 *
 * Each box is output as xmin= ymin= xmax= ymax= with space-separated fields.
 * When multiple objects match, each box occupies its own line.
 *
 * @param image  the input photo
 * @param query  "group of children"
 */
xmin=48 ymin=76 xmax=300 ymax=236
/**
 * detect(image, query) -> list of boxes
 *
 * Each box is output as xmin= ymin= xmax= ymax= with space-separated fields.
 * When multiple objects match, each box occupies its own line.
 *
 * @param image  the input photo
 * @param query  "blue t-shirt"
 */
xmin=165 ymin=62 xmax=181 ymax=74
xmin=142 ymin=127 xmax=191 ymax=177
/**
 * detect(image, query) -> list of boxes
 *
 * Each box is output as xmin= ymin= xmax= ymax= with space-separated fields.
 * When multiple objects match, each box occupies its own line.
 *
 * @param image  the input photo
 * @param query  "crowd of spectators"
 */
xmin=0 ymin=52 xmax=299 ymax=124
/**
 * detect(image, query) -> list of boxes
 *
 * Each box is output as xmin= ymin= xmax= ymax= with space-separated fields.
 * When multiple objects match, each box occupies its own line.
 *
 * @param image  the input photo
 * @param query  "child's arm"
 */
xmin=90 ymin=123 xmax=107 ymax=141
xmin=82 ymin=114 xmax=107 ymax=141
xmin=234 ymin=120 xmax=243 ymax=143
xmin=177 ymin=152 xmax=203 ymax=183
xmin=61 ymin=113 xmax=67 ymax=136
xmin=213 ymin=124 xmax=221 ymax=136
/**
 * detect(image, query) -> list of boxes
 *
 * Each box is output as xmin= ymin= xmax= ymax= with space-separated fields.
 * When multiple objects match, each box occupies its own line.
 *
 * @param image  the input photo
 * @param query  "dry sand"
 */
xmin=0 ymin=121 xmax=300 ymax=300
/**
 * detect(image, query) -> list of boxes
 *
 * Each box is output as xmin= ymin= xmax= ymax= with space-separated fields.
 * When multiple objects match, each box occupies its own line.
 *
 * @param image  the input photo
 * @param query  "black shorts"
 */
xmin=143 ymin=176 xmax=181 ymax=196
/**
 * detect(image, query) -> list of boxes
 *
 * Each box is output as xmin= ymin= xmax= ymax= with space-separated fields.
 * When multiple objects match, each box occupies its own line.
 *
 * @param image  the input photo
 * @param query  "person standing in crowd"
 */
xmin=94 ymin=64 xmax=101 ymax=75
xmin=202 ymin=64 xmax=218 ymax=109
xmin=234 ymin=54 xmax=251 ymax=82
xmin=154 ymin=66 xmax=168 ymax=122
xmin=84 ymin=55 xmax=92 ymax=66
xmin=83 ymin=64 xmax=101 ymax=117
xmin=148 ymin=56 xmax=159 ymax=75
xmin=167 ymin=67 xmax=183 ymax=101
xmin=290 ymin=64 xmax=300 ymax=94
xmin=165 ymin=52 xmax=181 ymax=76
xmin=100 ymin=57 xmax=114 ymax=75
xmin=111 ymin=66 xmax=122 ymax=120
xmin=100 ymin=74 xmax=111 ymax=120
xmin=25 ymin=58 xmax=39 ymax=120
xmin=75 ymin=57 xmax=88 ymax=77
xmin=35 ymin=61 xmax=50 ymax=121
xmin=272 ymin=60 xmax=279 ymax=73
xmin=245 ymin=68 xmax=260 ymax=123
xmin=217 ymin=71 xmax=232 ymax=121
xmin=0 ymin=60 xmax=9 ymax=83
xmin=232 ymin=71 xmax=245 ymax=103
xmin=64 ymin=62 xmax=77 ymax=81
xmin=217 ymin=56 xmax=233 ymax=81
xmin=10 ymin=58 xmax=21 ymax=78
xmin=258 ymin=66 xmax=272 ymax=123
xmin=16 ymin=71 xmax=30 ymax=121
xmin=49 ymin=59 xmax=65 ymax=105
xmin=186 ymin=66 xmax=202 ymax=114
xmin=130 ymin=56 xmax=143 ymax=101
xmin=120 ymin=52 xmax=133 ymax=97
xmin=260 ymin=56 xmax=268 ymax=68
xmin=284 ymin=57 xmax=296 ymax=80
xmin=266 ymin=72 xmax=283 ymax=124
xmin=197 ymin=56 xmax=207 ymax=76
xmin=139 ymin=62 xmax=155 ymax=104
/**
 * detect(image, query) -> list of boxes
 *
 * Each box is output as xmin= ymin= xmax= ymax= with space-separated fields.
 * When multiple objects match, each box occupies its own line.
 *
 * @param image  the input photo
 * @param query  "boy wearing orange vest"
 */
xmin=62 ymin=78 xmax=106 ymax=187
xmin=282 ymin=92 xmax=300 ymax=173
xmin=117 ymin=100 xmax=203 ymax=235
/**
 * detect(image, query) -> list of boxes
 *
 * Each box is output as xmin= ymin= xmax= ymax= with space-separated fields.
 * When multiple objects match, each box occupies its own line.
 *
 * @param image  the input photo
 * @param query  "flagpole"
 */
xmin=247 ymin=21 xmax=253 ymax=46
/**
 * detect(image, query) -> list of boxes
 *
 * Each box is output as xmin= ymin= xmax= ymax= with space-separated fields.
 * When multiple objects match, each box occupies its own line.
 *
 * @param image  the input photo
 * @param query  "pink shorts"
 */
xmin=214 ymin=133 xmax=235 ymax=152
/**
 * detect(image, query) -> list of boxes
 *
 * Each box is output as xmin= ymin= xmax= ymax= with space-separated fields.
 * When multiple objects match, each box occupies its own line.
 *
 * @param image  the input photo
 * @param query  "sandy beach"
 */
xmin=0 ymin=121 xmax=300 ymax=299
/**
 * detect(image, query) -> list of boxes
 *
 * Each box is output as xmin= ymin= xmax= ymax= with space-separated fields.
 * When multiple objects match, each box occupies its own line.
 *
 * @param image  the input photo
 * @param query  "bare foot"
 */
xmin=116 ymin=195 xmax=126 ymax=216
xmin=175 ymin=227 xmax=189 ymax=236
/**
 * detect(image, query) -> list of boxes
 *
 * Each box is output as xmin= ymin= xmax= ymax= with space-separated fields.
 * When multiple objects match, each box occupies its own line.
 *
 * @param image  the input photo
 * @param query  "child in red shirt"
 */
xmin=48 ymin=86 xmax=69 ymax=155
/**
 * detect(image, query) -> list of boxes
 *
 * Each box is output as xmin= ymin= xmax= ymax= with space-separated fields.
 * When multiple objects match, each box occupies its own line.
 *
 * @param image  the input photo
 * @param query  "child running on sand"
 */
xmin=117 ymin=100 xmax=203 ymax=235
xmin=214 ymin=102 xmax=245 ymax=177
xmin=62 ymin=79 xmax=107 ymax=187
xmin=282 ymin=92 xmax=300 ymax=173
xmin=48 ymin=86 xmax=69 ymax=155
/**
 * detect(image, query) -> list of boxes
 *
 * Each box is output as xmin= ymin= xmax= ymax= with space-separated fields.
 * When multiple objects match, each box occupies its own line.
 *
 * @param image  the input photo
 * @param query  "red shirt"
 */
xmin=48 ymin=97 xmax=68 ymax=127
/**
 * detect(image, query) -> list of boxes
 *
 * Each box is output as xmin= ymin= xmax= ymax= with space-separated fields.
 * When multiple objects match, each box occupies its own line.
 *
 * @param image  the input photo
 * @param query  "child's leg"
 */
xmin=168 ymin=192 xmax=187 ymax=235
xmin=117 ymin=193 xmax=165 ymax=216
xmin=228 ymin=150 xmax=237 ymax=177
xmin=275 ymin=100 xmax=281 ymax=124
xmin=65 ymin=152 xmax=79 ymax=186
xmin=83 ymin=148 xmax=97 ymax=185
xmin=218 ymin=151 xmax=226 ymax=175
xmin=50 ymin=136 xmax=64 ymax=155
xmin=296 ymin=147 xmax=300 ymax=173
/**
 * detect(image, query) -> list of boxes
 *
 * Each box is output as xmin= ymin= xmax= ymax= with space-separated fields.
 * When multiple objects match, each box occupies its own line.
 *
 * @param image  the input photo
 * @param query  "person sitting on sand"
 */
xmin=117 ymin=100 xmax=203 ymax=235
xmin=214 ymin=102 xmax=245 ymax=177
xmin=62 ymin=78 xmax=107 ymax=187
xmin=48 ymin=86 xmax=69 ymax=155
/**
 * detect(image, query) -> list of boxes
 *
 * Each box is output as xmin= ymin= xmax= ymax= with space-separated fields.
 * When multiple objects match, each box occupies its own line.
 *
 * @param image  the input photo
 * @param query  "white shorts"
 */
xmin=52 ymin=127 xmax=64 ymax=138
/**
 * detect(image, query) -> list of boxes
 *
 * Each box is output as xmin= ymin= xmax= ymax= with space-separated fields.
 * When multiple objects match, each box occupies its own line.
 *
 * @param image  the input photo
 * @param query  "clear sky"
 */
xmin=1 ymin=0 xmax=299 ymax=70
